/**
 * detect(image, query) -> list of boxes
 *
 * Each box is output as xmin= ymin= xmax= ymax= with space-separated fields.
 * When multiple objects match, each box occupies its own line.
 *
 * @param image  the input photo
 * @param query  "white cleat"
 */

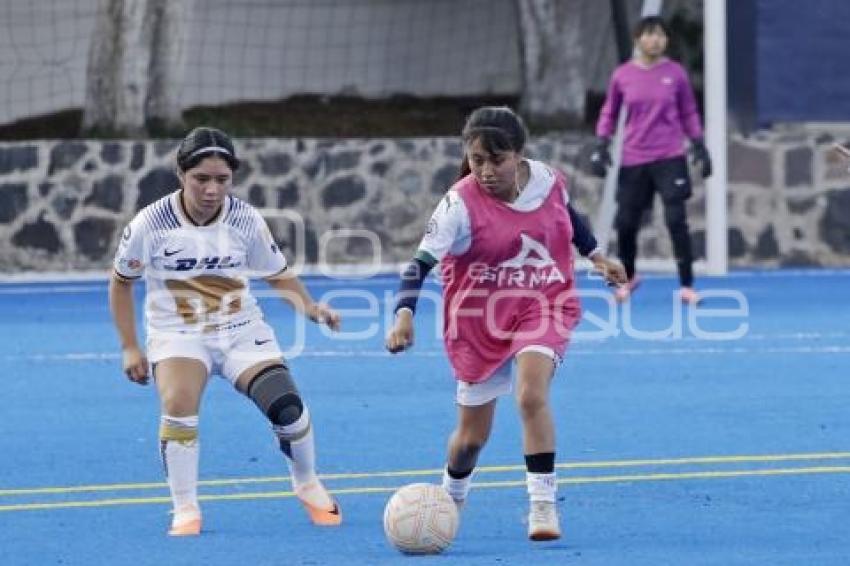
xmin=527 ymin=501 xmax=560 ymax=541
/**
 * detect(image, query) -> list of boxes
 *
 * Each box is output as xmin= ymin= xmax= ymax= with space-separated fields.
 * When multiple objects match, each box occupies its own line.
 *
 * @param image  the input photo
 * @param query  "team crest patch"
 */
xmin=119 ymin=258 xmax=141 ymax=271
xmin=426 ymin=218 xmax=438 ymax=237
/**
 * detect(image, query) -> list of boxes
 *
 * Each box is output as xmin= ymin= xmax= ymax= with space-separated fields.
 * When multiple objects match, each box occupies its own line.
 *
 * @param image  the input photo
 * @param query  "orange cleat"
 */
xmin=295 ymin=480 xmax=342 ymax=526
xmin=614 ymin=275 xmax=641 ymax=303
xmin=168 ymin=505 xmax=202 ymax=536
xmin=679 ymin=286 xmax=701 ymax=305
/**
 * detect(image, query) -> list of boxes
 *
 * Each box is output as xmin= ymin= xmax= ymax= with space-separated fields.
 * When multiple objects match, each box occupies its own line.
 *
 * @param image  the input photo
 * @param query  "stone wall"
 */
xmin=1 ymin=130 xmax=849 ymax=274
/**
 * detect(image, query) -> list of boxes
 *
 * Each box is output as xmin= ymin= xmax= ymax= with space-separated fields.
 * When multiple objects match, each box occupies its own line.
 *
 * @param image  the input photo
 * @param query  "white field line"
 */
xmin=4 ymin=344 xmax=850 ymax=364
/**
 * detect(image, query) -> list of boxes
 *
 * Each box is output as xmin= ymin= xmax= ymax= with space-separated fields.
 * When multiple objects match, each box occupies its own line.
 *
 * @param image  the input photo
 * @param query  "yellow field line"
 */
xmin=1 ymin=465 xmax=849 ymax=513
xmin=2 ymin=451 xmax=850 ymax=497
xmin=482 ymin=465 xmax=850 ymax=487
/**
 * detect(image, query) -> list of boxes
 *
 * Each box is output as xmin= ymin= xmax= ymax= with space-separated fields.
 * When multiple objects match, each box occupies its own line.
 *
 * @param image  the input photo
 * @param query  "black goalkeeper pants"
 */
xmin=615 ymin=155 xmax=694 ymax=287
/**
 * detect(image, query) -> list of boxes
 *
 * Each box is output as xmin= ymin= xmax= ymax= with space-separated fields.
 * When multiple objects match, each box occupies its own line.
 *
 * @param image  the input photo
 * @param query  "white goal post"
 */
xmin=704 ymin=0 xmax=728 ymax=275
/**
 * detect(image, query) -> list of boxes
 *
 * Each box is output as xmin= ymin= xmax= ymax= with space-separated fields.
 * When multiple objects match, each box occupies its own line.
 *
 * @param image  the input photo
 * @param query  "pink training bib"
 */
xmin=440 ymin=172 xmax=581 ymax=383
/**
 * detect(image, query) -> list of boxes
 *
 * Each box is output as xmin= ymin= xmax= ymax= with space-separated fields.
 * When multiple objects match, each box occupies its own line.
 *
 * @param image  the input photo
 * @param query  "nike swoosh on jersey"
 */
xmin=164 ymin=248 xmax=183 ymax=256
xmin=254 ymin=339 xmax=272 ymax=345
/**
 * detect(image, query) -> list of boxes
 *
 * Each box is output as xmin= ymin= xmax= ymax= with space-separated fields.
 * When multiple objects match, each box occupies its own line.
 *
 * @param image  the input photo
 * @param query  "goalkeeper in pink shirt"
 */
xmin=591 ymin=16 xmax=712 ymax=305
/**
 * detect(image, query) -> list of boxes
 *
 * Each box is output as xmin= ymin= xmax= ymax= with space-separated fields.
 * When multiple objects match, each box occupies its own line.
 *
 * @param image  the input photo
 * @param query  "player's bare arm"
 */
xmin=108 ymin=274 xmax=150 ymax=385
xmin=831 ymin=143 xmax=850 ymax=161
xmin=266 ymin=272 xmax=341 ymax=331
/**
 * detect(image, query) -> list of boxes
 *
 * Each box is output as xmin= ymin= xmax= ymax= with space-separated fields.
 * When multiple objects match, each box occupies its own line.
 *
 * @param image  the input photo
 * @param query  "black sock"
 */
xmin=446 ymin=465 xmax=473 ymax=480
xmin=524 ymin=452 xmax=555 ymax=474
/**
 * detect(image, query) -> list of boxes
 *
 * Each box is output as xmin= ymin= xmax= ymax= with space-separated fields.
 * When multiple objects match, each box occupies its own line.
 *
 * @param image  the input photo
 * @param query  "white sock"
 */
xmin=274 ymin=408 xmax=334 ymax=509
xmin=442 ymin=467 xmax=473 ymax=503
xmin=274 ymin=407 xmax=317 ymax=487
xmin=159 ymin=415 xmax=200 ymax=512
xmin=526 ymin=472 xmax=557 ymax=503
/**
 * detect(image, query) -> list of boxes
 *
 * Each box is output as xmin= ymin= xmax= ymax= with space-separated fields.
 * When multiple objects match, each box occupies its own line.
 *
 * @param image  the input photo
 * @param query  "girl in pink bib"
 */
xmin=386 ymin=107 xmax=625 ymax=541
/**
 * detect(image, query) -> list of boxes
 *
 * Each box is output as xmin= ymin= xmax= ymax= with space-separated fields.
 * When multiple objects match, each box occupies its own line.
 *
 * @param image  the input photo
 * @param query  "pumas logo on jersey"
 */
xmin=470 ymin=234 xmax=566 ymax=288
xmin=164 ymin=256 xmax=242 ymax=271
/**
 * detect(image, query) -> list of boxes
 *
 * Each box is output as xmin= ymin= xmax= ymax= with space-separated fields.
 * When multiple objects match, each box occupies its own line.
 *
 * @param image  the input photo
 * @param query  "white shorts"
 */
xmin=455 ymin=345 xmax=561 ymax=407
xmin=147 ymin=320 xmax=284 ymax=385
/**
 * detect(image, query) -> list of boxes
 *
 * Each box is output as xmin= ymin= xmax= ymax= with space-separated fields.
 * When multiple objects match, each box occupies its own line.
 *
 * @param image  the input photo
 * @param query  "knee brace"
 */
xmin=246 ymin=364 xmax=303 ymax=427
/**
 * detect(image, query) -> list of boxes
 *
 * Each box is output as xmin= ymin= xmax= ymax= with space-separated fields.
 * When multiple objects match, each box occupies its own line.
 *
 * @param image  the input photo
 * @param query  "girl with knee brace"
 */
xmin=386 ymin=106 xmax=626 ymax=541
xmin=109 ymin=126 xmax=342 ymax=536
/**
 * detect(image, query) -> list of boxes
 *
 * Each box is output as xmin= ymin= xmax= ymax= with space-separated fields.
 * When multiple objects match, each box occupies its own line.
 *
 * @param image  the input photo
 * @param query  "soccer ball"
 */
xmin=383 ymin=483 xmax=459 ymax=555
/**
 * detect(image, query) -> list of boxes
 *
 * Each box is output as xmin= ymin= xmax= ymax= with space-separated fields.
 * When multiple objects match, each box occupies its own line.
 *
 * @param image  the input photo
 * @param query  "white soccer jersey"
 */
xmin=418 ymin=159 xmax=569 ymax=262
xmin=113 ymin=191 xmax=287 ymax=334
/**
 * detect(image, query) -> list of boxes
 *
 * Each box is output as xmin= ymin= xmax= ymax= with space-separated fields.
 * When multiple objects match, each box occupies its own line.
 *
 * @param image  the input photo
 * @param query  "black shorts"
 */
xmin=616 ymin=155 xmax=692 ymax=215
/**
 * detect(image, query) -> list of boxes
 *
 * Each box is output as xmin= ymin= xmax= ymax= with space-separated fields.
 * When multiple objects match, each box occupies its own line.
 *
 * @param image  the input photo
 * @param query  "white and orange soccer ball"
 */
xmin=383 ymin=483 xmax=459 ymax=555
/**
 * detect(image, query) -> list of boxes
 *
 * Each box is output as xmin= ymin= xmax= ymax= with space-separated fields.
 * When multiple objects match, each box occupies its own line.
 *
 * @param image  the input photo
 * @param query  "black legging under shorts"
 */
xmin=614 ymin=155 xmax=694 ymax=287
